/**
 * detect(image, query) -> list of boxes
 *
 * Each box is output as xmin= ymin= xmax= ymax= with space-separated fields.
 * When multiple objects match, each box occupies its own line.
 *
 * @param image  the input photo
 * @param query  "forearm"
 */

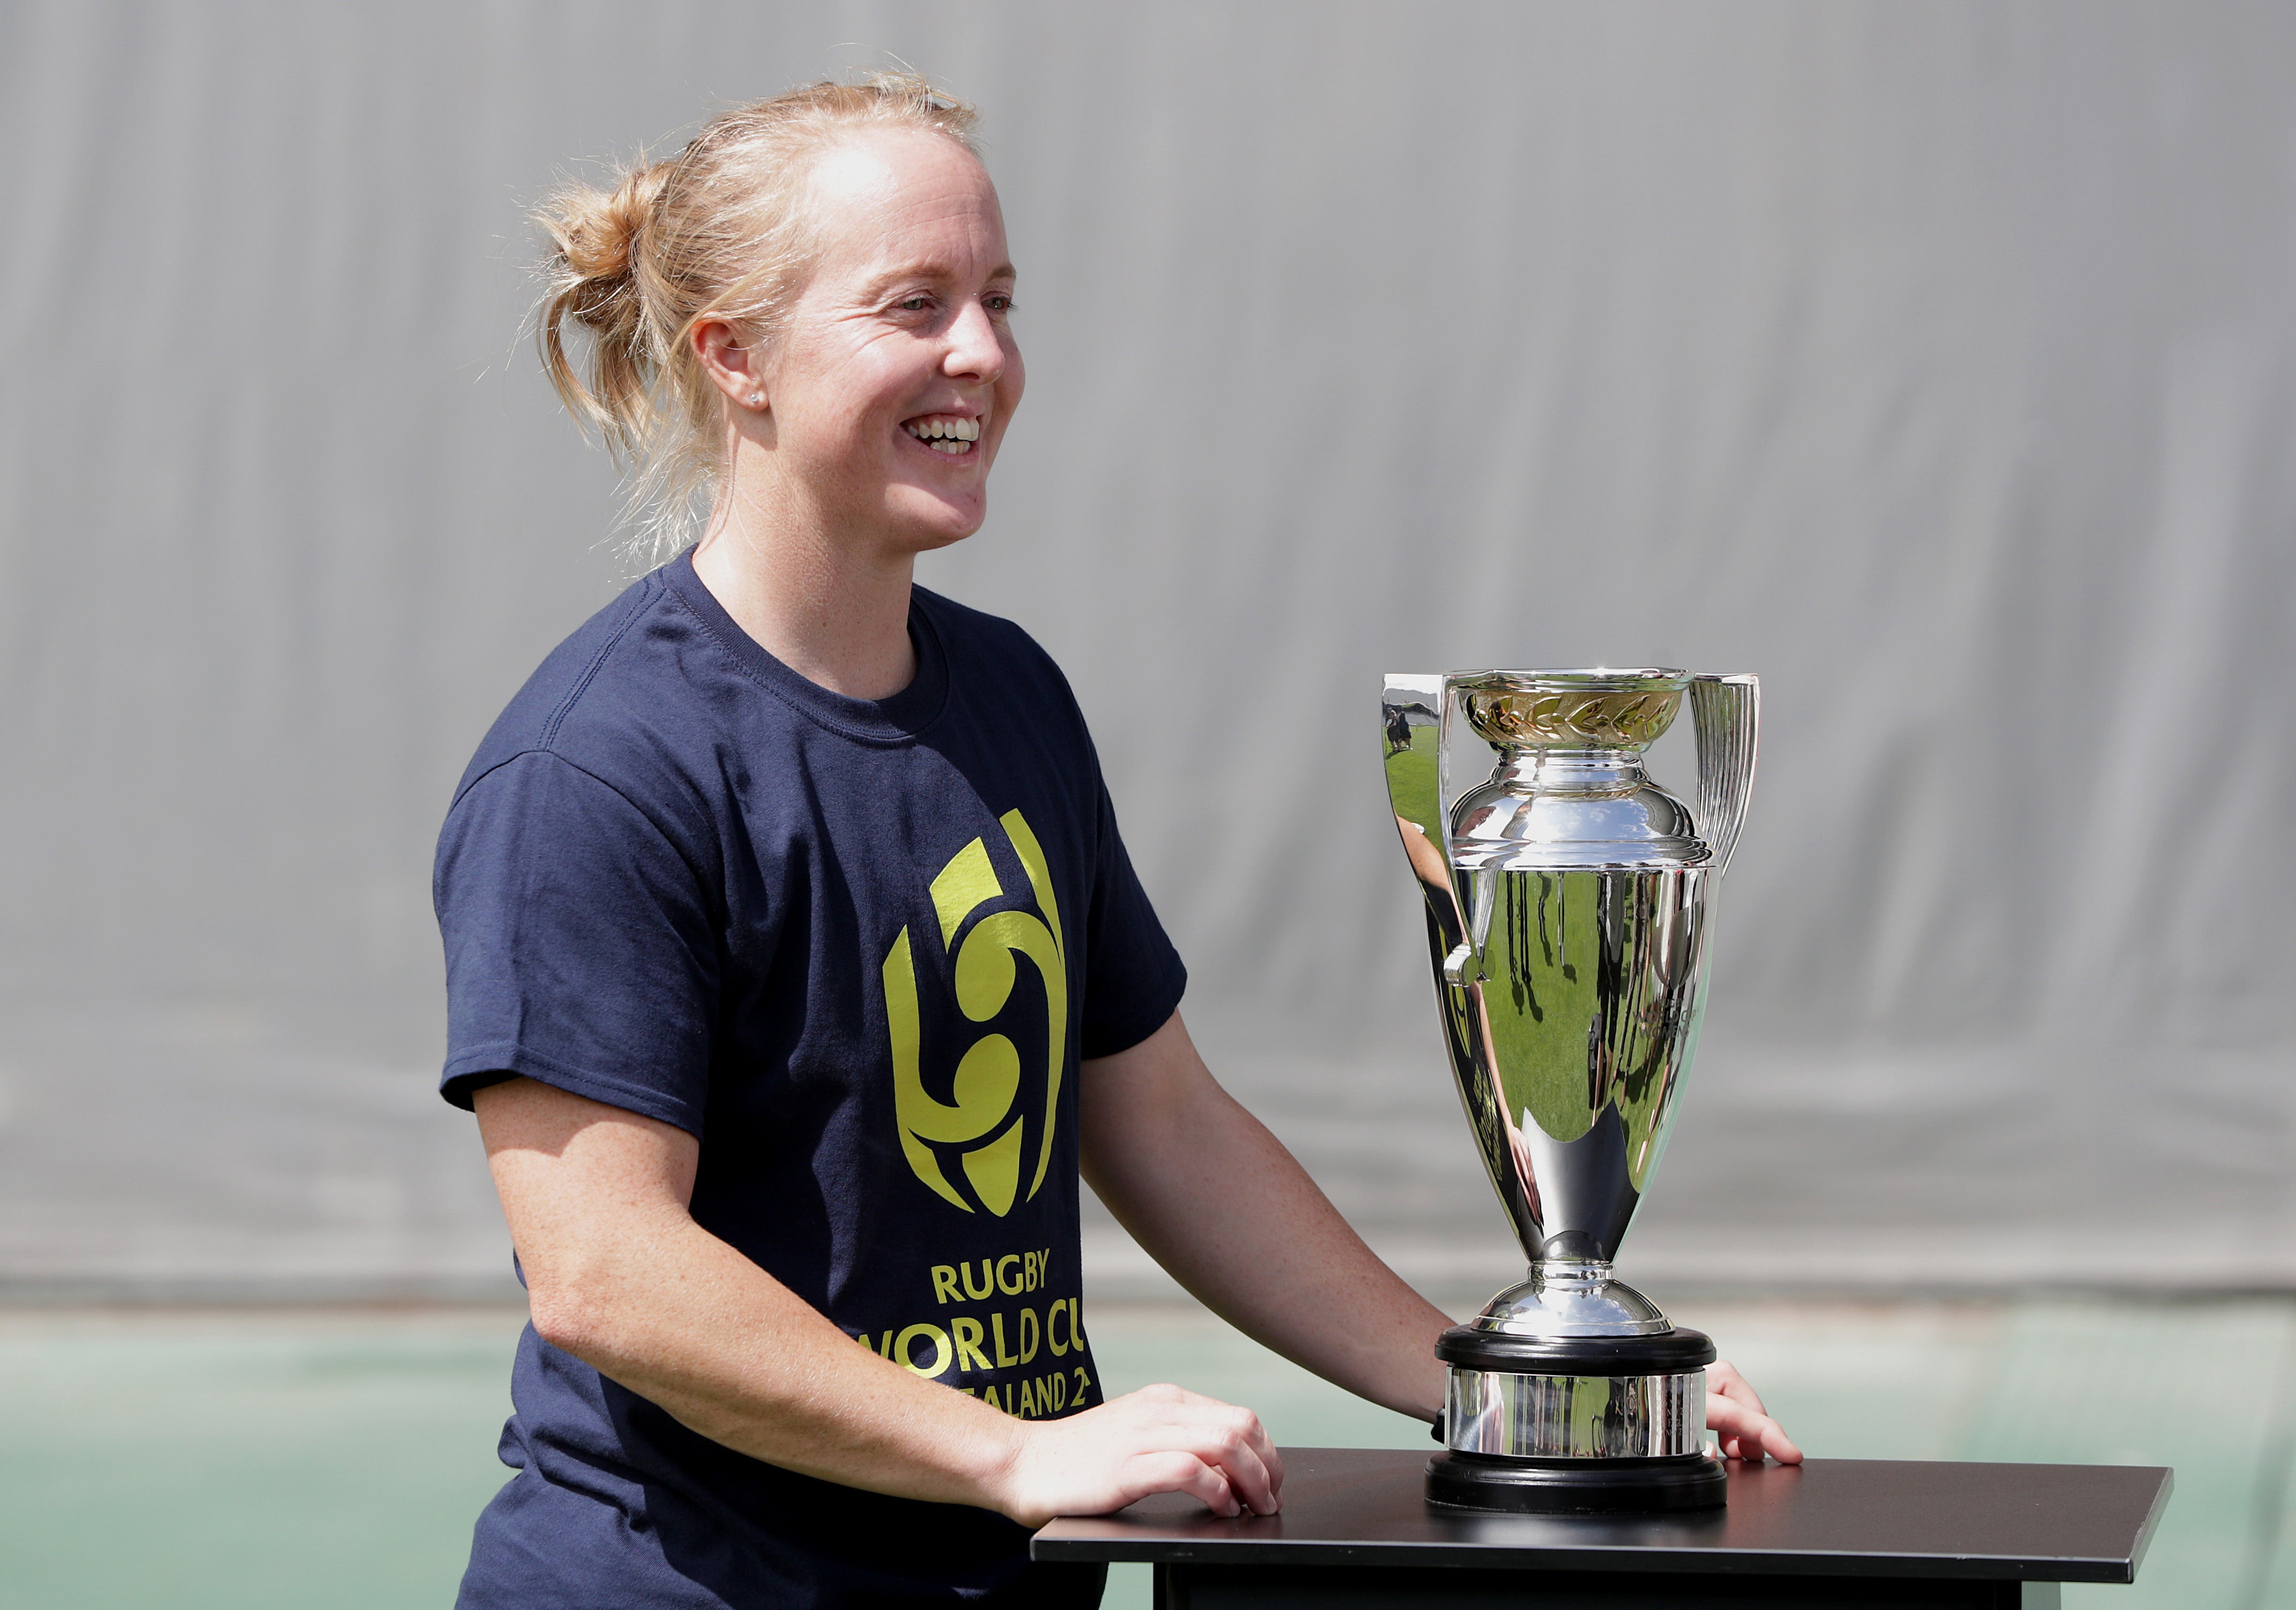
xmin=1082 ymin=1023 xmax=1451 ymax=1422
xmin=531 ymin=1213 xmax=1027 ymax=1505
xmin=480 ymin=1076 xmax=1292 ymax=1526
xmin=480 ymin=1085 xmax=1026 ymax=1514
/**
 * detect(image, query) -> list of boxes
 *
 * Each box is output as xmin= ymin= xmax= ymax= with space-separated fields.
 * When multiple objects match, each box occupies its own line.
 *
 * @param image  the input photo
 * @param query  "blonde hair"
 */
xmin=534 ymin=74 xmax=981 ymax=563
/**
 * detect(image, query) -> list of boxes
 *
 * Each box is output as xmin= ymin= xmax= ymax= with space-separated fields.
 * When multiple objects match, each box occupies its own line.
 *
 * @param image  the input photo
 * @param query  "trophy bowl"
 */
xmin=1381 ymin=668 xmax=1757 ymax=1514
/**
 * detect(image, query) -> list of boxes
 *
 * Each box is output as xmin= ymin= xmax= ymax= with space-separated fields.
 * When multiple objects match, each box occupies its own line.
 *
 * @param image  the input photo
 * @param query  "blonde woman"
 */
xmin=434 ymin=77 xmax=1796 ymax=1610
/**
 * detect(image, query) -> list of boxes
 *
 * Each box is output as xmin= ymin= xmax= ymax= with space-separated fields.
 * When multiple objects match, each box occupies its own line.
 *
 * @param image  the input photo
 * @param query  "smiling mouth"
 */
xmin=903 ymin=415 xmax=983 ymax=456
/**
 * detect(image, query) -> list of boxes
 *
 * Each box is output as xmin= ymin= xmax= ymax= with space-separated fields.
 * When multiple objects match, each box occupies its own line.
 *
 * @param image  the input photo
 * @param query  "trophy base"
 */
xmin=1429 ymin=1322 xmax=1725 ymax=1514
xmin=1426 ymin=1448 xmax=1728 ymax=1515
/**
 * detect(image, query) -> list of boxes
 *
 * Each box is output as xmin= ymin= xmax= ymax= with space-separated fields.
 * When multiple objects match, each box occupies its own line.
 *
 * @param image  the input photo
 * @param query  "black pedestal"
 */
xmin=1434 ymin=1324 xmax=1721 ymax=1378
xmin=1034 ymin=1447 xmax=2171 ymax=1609
xmin=1425 ymin=1449 xmax=1728 ymax=1515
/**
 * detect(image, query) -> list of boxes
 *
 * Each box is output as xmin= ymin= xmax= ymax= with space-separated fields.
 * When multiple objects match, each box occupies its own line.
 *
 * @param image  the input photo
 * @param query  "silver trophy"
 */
xmin=1381 ymin=668 xmax=1757 ymax=1513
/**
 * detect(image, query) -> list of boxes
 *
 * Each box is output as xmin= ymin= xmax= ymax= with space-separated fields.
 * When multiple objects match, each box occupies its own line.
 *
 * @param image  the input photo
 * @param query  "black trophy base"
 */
xmin=1426 ymin=1448 xmax=1729 ymax=1515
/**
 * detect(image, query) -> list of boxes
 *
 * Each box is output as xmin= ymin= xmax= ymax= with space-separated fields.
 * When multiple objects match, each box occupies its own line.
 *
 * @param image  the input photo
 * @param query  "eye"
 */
xmin=898 ymin=295 xmax=934 ymax=312
xmin=985 ymin=293 xmax=1014 ymax=313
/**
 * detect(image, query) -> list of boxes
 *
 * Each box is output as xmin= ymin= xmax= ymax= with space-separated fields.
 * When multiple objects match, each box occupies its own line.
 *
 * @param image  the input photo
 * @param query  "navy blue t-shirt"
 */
xmin=433 ymin=551 xmax=1186 ymax=1609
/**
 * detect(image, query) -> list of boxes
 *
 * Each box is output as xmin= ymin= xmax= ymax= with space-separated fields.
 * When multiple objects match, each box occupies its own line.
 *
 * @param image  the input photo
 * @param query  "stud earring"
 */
xmin=748 ymin=391 xmax=764 ymax=407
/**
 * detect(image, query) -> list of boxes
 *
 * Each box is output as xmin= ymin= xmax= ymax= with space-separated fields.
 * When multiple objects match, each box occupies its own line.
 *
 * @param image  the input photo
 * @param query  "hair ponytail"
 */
xmin=535 ymin=161 xmax=673 ymax=459
xmin=528 ymin=73 xmax=981 ymax=566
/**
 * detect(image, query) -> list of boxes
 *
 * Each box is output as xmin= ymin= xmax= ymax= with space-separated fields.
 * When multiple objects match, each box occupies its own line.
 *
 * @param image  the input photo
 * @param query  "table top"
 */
xmin=1033 ymin=1449 xmax=2172 ymax=1584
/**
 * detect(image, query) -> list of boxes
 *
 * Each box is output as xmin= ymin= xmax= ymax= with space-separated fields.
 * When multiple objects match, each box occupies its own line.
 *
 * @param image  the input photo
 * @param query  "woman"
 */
xmin=435 ymin=75 xmax=1796 ymax=1610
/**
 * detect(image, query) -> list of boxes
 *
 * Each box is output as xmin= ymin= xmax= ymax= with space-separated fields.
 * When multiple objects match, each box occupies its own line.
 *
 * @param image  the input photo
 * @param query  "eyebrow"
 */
xmin=861 ymin=261 xmax=1018 ymax=298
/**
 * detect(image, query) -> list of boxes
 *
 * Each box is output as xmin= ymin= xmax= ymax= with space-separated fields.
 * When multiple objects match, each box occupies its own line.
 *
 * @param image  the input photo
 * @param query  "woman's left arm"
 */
xmin=1079 ymin=1011 xmax=1450 ymax=1422
xmin=1079 ymin=1012 xmax=1801 ymax=1462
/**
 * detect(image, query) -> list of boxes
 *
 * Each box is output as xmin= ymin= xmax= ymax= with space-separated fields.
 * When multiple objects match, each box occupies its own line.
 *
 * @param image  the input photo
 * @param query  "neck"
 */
xmin=688 ymin=457 xmax=920 ymax=702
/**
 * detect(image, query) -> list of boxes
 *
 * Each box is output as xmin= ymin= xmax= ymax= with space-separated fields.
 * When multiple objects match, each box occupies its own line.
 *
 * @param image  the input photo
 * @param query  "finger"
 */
xmin=1216 ymin=1450 xmax=1277 ymax=1516
xmin=1706 ymin=1394 xmax=1801 ymax=1465
xmin=1214 ymin=1437 xmax=1278 ymax=1517
xmin=1115 ymin=1396 xmax=1284 ymax=1511
xmin=1752 ymin=1417 xmax=1802 ymax=1464
xmin=1224 ymin=1408 xmax=1284 ymax=1510
xmin=1166 ymin=1417 xmax=1278 ymax=1515
xmin=1708 ymin=1362 xmax=1768 ymax=1417
xmin=1706 ymin=1393 xmax=1760 ymax=1458
xmin=1130 ymin=1450 xmax=1238 ymax=1517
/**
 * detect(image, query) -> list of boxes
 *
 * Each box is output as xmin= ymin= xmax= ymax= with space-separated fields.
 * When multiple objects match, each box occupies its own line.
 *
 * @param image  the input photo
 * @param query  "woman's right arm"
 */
xmin=472 ymin=1075 xmax=1283 ymax=1527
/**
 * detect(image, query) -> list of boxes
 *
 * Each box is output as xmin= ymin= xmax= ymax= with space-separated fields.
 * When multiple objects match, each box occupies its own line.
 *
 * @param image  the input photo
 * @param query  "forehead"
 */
xmin=801 ymin=126 xmax=1008 ymax=281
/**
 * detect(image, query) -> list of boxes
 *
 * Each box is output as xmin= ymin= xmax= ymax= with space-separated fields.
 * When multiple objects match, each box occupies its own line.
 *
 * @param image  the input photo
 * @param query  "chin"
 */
xmin=886 ymin=493 xmax=988 ymax=554
xmin=906 ymin=524 xmax=978 ymax=556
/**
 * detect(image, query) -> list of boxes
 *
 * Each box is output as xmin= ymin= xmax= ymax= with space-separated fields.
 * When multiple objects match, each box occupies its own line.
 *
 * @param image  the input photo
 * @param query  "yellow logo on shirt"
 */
xmin=882 ymin=810 xmax=1067 ymax=1216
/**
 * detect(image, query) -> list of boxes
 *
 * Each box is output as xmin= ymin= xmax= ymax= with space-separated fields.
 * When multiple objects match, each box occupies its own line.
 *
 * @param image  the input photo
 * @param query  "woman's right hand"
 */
xmin=991 ymin=1383 xmax=1283 ymax=1528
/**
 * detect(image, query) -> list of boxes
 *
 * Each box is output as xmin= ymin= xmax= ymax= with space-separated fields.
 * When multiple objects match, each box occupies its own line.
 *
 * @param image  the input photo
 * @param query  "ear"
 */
xmin=693 ymin=318 xmax=767 ymax=412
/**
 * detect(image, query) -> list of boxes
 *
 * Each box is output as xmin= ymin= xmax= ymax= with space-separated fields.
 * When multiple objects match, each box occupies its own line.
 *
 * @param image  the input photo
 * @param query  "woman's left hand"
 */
xmin=1706 ymin=1360 xmax=1802 ymax=1463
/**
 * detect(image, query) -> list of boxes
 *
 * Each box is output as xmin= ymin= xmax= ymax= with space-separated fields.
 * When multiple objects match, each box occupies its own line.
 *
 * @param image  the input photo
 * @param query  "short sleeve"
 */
xmin=1077 ymin=777 xmax=1188 ymax=1060
xmin=434 ymin=751 xmax=719 ymax=1133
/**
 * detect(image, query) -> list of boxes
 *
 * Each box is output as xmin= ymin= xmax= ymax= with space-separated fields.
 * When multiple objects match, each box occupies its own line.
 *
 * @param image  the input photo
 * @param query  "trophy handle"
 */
xmin=1386 ymin=673 xmax=1527 ymax=1253
xmin=1688 ymin=674 xmax=1759 ymax=875
xmin=1381 ymin=674 xmax=1476 ymax=981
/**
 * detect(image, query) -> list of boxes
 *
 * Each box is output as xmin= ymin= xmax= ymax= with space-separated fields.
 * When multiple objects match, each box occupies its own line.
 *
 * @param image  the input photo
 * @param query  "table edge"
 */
xmin=1032 ymin=1453 xmax=2169 ymax=1585
xmin=1028 ymin=1534 xmax=2142 ymax=1584
xmin=2126 ymin=1465 xmax=2176 ymax=1578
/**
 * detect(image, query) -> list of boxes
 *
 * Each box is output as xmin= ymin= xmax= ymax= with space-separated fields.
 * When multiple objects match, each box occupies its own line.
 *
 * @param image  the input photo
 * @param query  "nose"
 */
xmin=942 ymin=298 xmax=1007 ymax=385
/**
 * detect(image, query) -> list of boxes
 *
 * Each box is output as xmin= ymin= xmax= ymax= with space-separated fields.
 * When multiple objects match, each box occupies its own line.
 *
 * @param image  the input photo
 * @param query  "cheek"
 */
xmin=775 ymin=339 xmax=910 ymax=444
xmin=832 ymin=359 xmax=911 ymax=439
xmin=998 ymin=345 xmax=1026 ymax=412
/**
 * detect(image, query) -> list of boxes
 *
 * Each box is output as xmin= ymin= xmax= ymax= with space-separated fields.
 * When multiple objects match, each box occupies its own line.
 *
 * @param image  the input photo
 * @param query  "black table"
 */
xmin=1034 ymin=1448 xmax=2170 ymax=1608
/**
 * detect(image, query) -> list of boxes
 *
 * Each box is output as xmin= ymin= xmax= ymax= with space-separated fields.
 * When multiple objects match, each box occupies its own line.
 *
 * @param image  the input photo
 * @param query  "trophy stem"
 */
xmin=1472 ymin=1259 xmax=1669 ymax=1339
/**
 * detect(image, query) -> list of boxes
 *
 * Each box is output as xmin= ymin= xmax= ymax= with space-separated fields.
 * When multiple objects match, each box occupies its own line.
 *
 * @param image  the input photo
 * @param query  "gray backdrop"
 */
xmin=2 ymin=1 xmax=2289 ymax=1299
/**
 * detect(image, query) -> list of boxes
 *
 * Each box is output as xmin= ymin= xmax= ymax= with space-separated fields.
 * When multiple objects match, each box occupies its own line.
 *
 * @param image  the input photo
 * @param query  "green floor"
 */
xmin=2 ymin=1297 xmax=2289 ymax=1608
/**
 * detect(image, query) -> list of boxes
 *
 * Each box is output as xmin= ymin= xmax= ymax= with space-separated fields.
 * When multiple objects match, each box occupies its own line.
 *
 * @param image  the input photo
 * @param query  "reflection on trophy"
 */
xmin=1382 ymin=668 xmax=1758 ymax=1513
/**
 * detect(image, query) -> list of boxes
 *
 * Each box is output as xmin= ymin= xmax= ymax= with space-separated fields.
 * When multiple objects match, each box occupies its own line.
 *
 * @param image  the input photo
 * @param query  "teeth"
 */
xmin=904 ymin=415 xmax=982 ymax=444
